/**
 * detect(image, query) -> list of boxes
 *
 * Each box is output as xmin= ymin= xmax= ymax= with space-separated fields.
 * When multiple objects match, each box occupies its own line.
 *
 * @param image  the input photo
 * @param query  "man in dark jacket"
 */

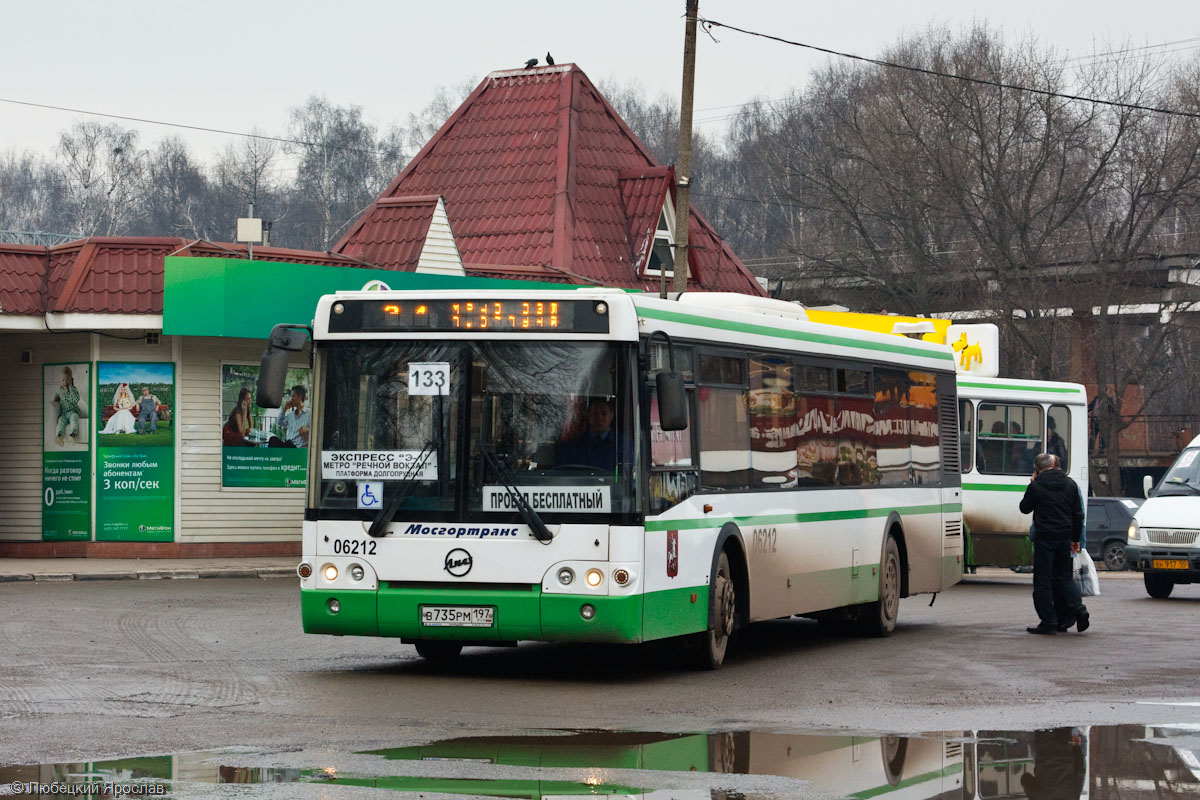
xmin=1019 ymin=453 xmax=1089 ymax=634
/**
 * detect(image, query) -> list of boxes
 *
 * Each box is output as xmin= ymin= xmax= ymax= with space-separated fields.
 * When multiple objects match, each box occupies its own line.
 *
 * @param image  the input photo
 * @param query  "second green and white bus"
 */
xmin=956 ymin=378 xmax=1088 ymax=568
xmin=259 ymin=288 xmax=965 ymax=668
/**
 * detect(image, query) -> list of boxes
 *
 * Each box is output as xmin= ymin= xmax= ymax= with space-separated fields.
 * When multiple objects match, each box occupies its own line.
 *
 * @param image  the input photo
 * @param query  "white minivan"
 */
xmin=1127 ymin=434 xmax=1200 ymax=598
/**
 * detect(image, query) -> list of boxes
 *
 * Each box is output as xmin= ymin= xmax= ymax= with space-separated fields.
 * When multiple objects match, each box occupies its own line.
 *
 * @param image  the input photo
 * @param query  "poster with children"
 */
xmin=42 ymin=363 xmax=91 ymax=540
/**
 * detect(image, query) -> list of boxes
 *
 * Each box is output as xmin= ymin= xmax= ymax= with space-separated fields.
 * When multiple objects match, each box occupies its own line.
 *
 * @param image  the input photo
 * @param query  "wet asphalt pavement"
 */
xmin=1 ymin=571 xmax=1198 ymax=797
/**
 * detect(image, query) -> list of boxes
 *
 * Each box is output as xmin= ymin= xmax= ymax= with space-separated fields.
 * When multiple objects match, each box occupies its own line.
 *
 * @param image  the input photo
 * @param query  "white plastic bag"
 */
xmin=1074 ymin=549 xmax=1101 ymax=597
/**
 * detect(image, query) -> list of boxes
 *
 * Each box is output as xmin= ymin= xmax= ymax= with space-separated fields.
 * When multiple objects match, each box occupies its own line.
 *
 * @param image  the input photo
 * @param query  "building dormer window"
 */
xmin=644 ymin=204 xmax=676 ymax=277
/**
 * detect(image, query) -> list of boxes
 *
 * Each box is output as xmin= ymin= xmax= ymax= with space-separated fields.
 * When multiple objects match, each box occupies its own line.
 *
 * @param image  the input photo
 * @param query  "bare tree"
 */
xmin=206 ymin=133 xmax=282 ymax=243
xmin=747 ymin=27 xmax=1200 ymax=492
xmin=0 ymin=149 xmax=68 ymax=238
xmin=285 ymin=96 xmax=393 ymax=251
xmin=55 ymin=121 xmax=144 ymax=236
xmin=133 ymin=137 xmax=209 ymax=238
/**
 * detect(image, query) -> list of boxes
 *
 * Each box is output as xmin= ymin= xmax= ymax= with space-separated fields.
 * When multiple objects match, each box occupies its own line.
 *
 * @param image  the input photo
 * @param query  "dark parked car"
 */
xmin=1086 ymin=497 xmax=1143 ymax=570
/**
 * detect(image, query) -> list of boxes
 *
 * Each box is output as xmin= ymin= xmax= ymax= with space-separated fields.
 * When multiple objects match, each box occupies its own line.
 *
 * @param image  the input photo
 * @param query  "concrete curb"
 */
xmin=2 ymin=570 xmax=296 ymax=583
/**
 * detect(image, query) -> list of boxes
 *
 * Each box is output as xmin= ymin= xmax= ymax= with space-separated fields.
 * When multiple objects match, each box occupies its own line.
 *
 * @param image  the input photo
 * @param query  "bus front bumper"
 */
xmin=300 ymin=584 xmax=653 ymax=643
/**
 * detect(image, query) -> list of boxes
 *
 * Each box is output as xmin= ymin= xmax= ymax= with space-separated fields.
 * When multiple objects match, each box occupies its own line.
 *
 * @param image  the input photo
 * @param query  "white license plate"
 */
xmin=420 ymin=605 xmax=495 ymax=628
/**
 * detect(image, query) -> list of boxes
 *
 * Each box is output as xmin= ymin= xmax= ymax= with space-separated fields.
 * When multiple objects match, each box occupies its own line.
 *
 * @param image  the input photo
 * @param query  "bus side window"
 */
xmin=698 ymin=386 xmax=751 ymax=490
xmin=697 ymin=352 xmax=751 ymax=491
xmin=977 ymin=403 xmax=1043 ymax=475
xmin=794 ymin=362 xmax=836 ymax=486
xmin=874 ymin=369 xmax=912 ymax=486
xmin=648 ymin=387 xmax=698 ymax=514
xmin=749 ymin=355 xmax=798 ymax=487
xmin=1047 ymin=404 xmax=1069 ymax=471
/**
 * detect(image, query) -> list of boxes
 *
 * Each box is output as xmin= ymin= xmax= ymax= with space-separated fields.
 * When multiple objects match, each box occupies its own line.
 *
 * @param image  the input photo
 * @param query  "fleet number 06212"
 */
xmin=332 ymin=539 xmax=377 ymax=555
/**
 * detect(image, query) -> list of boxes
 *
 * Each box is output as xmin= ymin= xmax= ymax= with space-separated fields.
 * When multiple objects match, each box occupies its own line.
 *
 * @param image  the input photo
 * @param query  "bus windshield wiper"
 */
xmin=367 ymin=440 xmax=435 ymax=538
xmin=481 ymin=445 xmax=554 ymax=543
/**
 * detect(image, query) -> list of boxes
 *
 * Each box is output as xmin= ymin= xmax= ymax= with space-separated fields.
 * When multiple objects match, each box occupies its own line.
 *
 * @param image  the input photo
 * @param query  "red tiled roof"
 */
xmin=465 ymin=263 xmax=580 ymax=284
xmin=337 ymin=64 xmax=764 ymax=296
xmin=0 ymin=244 xmax=47 ymax=315
xmin=337 ymin=196 xmax=440 ymax=269
xmin=0 ymin=238 xmax=359 ymax=316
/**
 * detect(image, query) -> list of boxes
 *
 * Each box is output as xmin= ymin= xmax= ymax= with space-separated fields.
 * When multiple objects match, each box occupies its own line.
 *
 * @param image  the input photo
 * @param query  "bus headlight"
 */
xmin=1128 ymin=520 xmax=1139 ymax=541
xmin=349 ymin=564 xmax=365 ymax=581
xmin=297 ymin=562 xmax=313 ymax=579
xmin=585 ymin=569 xmax=603 ymax=587
xmin=557 ymin=567 xmax=575 ymax=585
xmin=613 ymin=568 xmax=630 ymax=586
xmin=327 ymin=598 xmax=340 ymax=614
xmin=323 ymin=564 xmax=339 ymax=581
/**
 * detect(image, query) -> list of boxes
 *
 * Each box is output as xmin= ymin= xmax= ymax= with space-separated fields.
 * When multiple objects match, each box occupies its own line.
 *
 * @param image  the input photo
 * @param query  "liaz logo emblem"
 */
xmin=443 ymin=548 xmax=473 ymax=577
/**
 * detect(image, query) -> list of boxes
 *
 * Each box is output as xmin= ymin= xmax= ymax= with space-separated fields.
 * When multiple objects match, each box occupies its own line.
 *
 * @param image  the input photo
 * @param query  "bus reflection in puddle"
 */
xmin=1 ymin=726 xmax=1198 ymax=799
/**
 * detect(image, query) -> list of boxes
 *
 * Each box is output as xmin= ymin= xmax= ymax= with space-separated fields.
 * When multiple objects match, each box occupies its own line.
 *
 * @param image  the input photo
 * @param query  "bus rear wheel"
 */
xmin=1144 ymin=573 xmax=1175 ymax=599
xmin=690 ymin=551 xmax=736 ymax=670
xmin=414 ymin=640 xmax=463 ymax=660
xmin=858 ymin=536 xmax=901 ymax=637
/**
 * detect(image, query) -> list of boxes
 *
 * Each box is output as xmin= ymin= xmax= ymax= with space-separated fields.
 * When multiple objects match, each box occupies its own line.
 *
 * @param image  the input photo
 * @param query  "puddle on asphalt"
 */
xmin=2 ymin=724 xmax=1199 ymax=799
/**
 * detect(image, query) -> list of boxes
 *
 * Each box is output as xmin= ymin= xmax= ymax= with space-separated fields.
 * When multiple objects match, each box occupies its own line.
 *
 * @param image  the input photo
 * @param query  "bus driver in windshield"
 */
xmin=556 ymin=397 xmax=619 ymax=470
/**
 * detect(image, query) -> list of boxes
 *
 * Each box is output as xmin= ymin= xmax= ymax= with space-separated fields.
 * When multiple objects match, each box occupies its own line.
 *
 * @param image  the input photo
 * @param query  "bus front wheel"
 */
xmin=690 ymin=551 xmax=736 ymax=670
xmin=414 ymin=640 xmax=463 ymax=660
xmin=858 ymin=536 xmax=901 ymax=637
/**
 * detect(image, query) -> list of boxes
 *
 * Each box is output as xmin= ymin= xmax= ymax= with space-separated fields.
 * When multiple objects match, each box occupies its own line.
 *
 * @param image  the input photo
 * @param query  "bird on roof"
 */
xmin=524 ymin=57 xmax=538 ymax=68
xmin=546 ymin=52 xmax=555 ymax=66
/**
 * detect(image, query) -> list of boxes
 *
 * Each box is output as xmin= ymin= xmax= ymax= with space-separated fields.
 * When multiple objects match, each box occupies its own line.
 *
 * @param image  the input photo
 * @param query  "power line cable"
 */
xmin=0 ymin=96 xmax=394 ymax=156
xmin=698 ymin=16 xmax=1200 ymax=120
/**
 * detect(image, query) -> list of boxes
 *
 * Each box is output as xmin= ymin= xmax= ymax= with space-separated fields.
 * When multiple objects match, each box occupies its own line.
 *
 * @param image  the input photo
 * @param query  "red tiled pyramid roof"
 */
xmin=336 ymin=64 xmax=763 ymax=295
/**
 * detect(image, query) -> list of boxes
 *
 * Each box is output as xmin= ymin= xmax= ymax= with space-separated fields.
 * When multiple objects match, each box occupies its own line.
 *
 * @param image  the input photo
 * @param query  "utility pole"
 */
xmin=671 ymin=0 xmax=699 ymax=295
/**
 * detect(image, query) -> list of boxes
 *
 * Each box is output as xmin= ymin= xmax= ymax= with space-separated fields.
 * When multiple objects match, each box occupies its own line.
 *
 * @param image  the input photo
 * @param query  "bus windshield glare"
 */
xmin=317 ymin=341 xmax=637 ymax=517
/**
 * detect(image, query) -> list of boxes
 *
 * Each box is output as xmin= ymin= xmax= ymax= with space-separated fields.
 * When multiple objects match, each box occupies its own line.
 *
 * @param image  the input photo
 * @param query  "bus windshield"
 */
xmin=317 ymin=341 xmax=638 ymax=518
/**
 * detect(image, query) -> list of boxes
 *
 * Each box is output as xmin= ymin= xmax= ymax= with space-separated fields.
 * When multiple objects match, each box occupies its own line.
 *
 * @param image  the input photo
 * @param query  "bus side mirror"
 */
xmin=1143 ymin=474 xmax=1153 ymax=498
xmin=256 ymin=324 xmax=309 ymax=409
xmin=646 ymin=329 xmax=688 ymax=431
xmin=656 ymin=371 xmax=689 ymax=431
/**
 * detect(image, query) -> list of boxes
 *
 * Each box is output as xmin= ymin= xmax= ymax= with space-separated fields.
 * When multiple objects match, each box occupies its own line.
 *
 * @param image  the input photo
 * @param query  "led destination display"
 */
xmin=328 ymin=298 xmax=611 ymax=334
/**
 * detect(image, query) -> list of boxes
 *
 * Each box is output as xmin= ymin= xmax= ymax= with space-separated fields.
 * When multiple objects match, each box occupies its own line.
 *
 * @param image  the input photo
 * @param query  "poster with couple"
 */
xmin=220 ymin=363 xmax=310 ymax=488
xmin=95 ymin=362 xmax=175 ymax=541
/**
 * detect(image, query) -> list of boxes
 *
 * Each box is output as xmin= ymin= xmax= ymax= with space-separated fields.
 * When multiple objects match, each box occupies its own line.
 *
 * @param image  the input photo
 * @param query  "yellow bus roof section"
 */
xmin=804 ymin=309 xmax=999 ymax=378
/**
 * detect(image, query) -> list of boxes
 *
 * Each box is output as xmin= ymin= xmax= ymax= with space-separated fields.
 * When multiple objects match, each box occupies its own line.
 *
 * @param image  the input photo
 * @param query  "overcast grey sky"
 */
xmin=2 ymin=0 xmax=1198 ymax=165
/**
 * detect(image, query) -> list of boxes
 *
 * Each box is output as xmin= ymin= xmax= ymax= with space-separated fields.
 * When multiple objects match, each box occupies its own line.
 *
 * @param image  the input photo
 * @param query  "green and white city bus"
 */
xmin=258 ymin=288 xmax=964 ymax=668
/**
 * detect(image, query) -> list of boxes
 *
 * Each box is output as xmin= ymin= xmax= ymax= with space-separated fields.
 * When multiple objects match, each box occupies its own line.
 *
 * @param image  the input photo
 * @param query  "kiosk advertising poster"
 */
xmin=220 ymin=364 xmax=310 ymax=488
xmin=42 ymin=362 xmax=92 ymax=540
xmin=95 ymin=362 xmax=175 ymax=541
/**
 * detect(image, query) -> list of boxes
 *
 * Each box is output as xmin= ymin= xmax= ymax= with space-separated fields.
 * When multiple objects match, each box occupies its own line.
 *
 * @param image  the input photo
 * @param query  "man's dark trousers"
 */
xmin=1032 ymin=537 xmax=1085 ymax=627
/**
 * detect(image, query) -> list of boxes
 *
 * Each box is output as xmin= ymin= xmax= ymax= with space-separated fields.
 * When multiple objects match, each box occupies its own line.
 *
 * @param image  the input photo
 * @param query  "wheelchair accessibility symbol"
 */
xmin=357 ymin=481 xmax=382 ymax=510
